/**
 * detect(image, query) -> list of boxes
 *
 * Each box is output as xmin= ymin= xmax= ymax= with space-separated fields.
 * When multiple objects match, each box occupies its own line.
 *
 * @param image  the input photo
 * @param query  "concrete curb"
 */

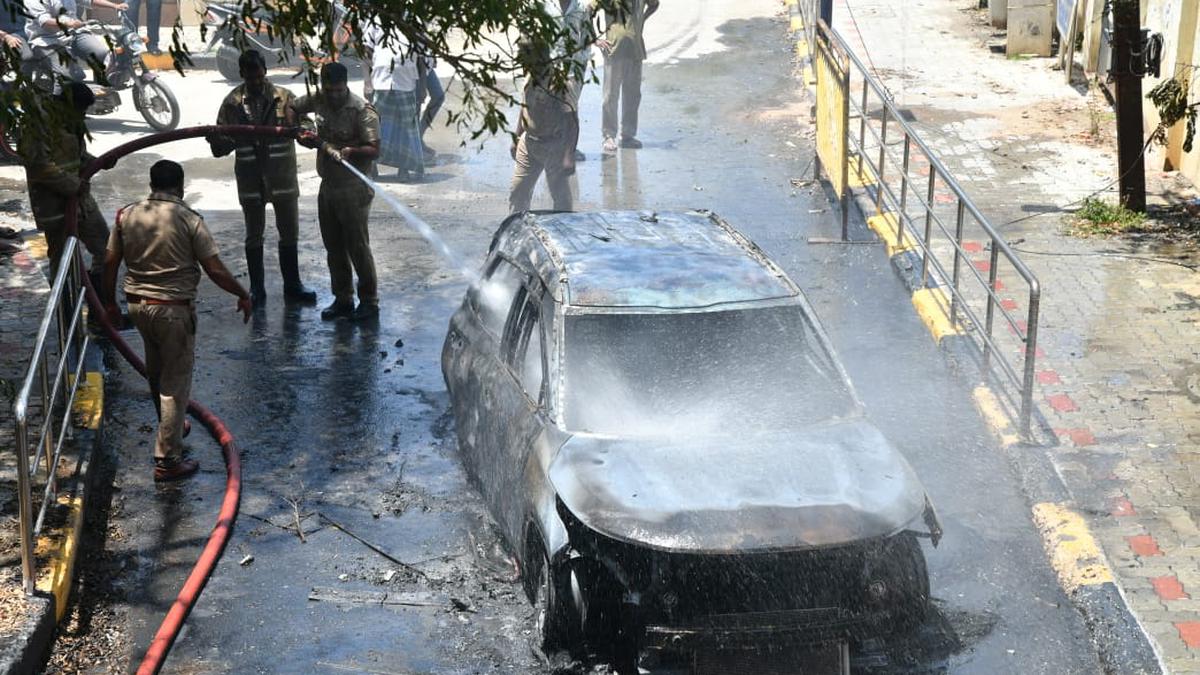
xmin=781 ymin=5 xmax=1162 ymax=672
xmin=0 ymin=236 xmax=106 ymax=675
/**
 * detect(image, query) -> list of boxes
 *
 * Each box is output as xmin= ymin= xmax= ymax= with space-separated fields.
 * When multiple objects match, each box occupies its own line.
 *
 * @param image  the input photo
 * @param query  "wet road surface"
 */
xmin=73 ymin=2 xmax=1103 ymax=673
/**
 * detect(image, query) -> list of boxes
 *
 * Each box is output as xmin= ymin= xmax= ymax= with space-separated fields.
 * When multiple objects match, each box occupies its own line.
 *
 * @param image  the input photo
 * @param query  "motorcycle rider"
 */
xmin=26 ymin=0 xmax=130 ymax=91
xmin=207 ymin=49 xmax=316 ymax=306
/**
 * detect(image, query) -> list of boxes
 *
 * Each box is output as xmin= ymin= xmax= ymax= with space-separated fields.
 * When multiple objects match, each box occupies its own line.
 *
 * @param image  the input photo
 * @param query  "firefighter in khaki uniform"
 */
xmin=291 ymin=62 xmax=382 ymax=323
xmin=102 ymin=161 xmax=252 ymax=482
xmin=208 ymin=50 xmax=317 ymax=306
xmin=19 ymin=83 xmax=111 ymax=278
xmin=508 ymin=40 xmax=577 ymax=215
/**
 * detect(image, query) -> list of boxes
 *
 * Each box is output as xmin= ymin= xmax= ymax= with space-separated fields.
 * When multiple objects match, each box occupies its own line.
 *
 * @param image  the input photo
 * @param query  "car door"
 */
xmin=445 ymin=256 xmax=526 ymax=482
xmin=483 ymin=280 xmax=550 ymax=545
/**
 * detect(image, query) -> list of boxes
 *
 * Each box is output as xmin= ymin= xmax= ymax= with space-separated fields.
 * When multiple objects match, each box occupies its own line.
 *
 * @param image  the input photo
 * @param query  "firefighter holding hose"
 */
xmin=291 ymin=62 xmax=383 ymax=323
xmin=207 ymin=49 xmax=318 ymax=308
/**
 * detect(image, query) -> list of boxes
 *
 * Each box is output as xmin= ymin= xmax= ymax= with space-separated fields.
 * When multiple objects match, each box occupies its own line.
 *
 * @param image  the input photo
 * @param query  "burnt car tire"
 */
xmin=866 ymin=533 xmax=930 ymax=632
xmin=533 ymin=555 xmax=582 ymax=656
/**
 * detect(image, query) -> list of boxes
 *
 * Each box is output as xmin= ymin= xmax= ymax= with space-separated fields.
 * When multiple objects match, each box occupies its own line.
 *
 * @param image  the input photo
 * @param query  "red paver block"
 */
xmin=962 ymin=241 xmax=984 ymax=254
xmin=934 ymin=193 xmax=957 ymax=204
xmin=992 ymin=279 xmax=1005 ymax=291
xmin=1036 ymin=370 xmax=1061 ymax=385
xmin=1046 ymin=394 xmax=1078 ymax=413
xmin=1067 ymin=428 xmax=1095 ymax=446
xmin=1111 ymin=497 xmax=1136 ymax=517
xmin=1128 ymin=534 xmax=1164 ymax=557
xmin=1001 ymin=298 xmax=1019 ymax=311
xmin=972 ymin=260 xmax=992 ymax=273
xmin=1176 ymin=622 xmax=1200 ymax=649
xmin=1153 ymin=576 xmax=1189 ymax=601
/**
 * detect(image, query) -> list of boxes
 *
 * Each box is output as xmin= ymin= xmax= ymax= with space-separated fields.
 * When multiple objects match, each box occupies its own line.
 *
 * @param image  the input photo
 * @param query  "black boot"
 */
xmin=246 ymin=246 xmax=267 ymax=306
xmin=278 ymin=245 xmax=317 ymax=304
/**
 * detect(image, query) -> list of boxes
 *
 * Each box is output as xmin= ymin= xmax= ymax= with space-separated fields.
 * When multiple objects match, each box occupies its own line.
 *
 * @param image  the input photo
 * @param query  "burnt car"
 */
xmin=441 ymin=210 xmax=942 ymax=666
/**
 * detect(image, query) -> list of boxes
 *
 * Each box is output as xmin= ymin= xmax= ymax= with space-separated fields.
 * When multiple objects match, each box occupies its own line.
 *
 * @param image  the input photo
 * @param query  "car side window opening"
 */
xmin=502 ymin=286 xmax=545 ymax=404
xmin=473 ymin=257 xmax=526 ymax=339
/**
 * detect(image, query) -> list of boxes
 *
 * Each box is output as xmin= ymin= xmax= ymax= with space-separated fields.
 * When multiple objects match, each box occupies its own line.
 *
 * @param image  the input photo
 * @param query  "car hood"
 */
xmin=548 ymin=417 xmax=929 ymax=553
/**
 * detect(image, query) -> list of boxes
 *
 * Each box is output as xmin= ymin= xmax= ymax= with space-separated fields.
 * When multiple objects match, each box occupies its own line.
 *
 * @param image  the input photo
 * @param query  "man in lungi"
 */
xmin=362 ymin=21 xmax=424 ymax=182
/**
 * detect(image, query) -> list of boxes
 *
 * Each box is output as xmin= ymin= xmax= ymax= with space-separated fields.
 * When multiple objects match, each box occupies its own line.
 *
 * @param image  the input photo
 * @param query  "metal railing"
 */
xmin=12 ymin=236 xmax=91 ymax=594
xmin=794 ymin=2 xmax=1042 ymax=440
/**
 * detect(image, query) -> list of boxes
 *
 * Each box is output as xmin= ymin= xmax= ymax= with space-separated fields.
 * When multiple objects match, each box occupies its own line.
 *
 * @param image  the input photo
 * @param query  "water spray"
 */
xmin=327 ymin=148 xmax=479 ymax=283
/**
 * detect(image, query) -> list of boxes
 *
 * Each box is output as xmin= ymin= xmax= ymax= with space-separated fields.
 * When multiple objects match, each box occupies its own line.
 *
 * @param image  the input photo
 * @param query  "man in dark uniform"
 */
xmin=19 ymin=83 xmax=110 ymax=279
xmin=208 ymin=50 xmax=316 ymax=307
xmin=291 ymin=62 xmax=382 ymax=323
xmin=102 ymin=160 xmax=252 ymax=481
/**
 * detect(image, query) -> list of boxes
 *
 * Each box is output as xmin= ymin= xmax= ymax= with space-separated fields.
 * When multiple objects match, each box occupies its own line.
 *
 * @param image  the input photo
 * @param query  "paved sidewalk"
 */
xmin=831 ymin=0 xmax=1200 ymax=671
xmin=0 ymin=196 xmax=51 ymax=663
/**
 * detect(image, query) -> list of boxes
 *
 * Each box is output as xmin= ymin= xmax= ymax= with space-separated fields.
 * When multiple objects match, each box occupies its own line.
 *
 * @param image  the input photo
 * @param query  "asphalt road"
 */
xmin=46 ymin=2 xmax=1105 ymax=673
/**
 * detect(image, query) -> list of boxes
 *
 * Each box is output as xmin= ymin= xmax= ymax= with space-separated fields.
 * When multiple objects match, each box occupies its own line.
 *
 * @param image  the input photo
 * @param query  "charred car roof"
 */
xmin=498 ymin=210 xmax=800 ymax=310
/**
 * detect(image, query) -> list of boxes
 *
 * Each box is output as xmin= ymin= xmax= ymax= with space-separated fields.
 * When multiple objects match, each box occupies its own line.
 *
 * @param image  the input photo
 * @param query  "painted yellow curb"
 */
xmin=790 ymin=15 xmax=804 ymax=31
xmin=801 ymin=64 xmax=816 ymax=87
xmin=972 ymin=385 xmax=1020 ymax=448
xmin=71 ymin=371 xmax=103 ymax=430
xmin=1032 ymin=502 xmax=1115 ymax=593
xmin=35 ymin=494 xmax=85 ymax=621
xmin=867 ymin=212 xmax=919 ymax=258
xmin=795 ymin=39 xmax=810 ymax=59
xmin=141 ymin=52 xmax=175 ymax=71
xmin=911 ymin=287 xmax=964 ymax=343
xmin=26 ymin=233 xmax=48 ymax=260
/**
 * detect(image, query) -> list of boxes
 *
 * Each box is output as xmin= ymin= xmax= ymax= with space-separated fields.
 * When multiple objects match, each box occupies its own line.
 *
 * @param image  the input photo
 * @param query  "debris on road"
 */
xmin=239 ymin=555 xmax=254 ymax=566
xmin=318 ymin=511 xmax=431 ymax=580
xmin=308 ymin=586 xmax=444 ymax=608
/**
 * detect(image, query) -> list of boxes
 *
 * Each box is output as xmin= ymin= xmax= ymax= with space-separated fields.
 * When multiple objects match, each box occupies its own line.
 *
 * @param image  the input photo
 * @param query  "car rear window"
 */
xmin=562 ymin=306 xmax=856 ymax=436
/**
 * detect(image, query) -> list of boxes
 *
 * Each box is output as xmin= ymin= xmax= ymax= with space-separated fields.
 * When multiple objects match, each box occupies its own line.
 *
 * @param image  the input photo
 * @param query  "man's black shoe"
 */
xmin=321 ymin=300 xmax=354 ymax=321
xmin=619 ymin=137 xmax=643 ymax=149
xmin=284 ymin=285 xmax=318 ymax=304
xmin=350 ymin=303 xmax=379 ymax=322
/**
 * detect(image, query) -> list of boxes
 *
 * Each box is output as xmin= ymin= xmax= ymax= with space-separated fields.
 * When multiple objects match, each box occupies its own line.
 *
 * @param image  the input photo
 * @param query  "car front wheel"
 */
xmin=533 ymin=554 xmax=582 ymax=657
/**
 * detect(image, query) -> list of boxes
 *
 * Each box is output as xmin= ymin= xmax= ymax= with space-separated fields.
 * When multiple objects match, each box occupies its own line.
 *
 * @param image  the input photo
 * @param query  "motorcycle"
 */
xmin=202 ymin=0 xmax=357 ymax=82
xmin=29 ymin=12 xmax=181 ymax=131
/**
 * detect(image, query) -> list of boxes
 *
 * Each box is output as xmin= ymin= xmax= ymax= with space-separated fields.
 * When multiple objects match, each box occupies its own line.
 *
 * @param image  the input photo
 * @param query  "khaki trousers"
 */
xmin=508 ymin=135 xmax=574 ymax=215
xmin=602 ymin=53 xmax=643 ymax=141
xmin=129 ymin=303 xmax=195 ymax=461
xmin=318 ymin=182 xmax=378 ymax=306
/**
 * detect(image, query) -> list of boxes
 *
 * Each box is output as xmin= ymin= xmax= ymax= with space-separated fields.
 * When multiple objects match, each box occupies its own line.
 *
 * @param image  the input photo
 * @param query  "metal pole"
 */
xmin=983 ymin=244 xmax=1000 ymax=373
xmin=38 ymin=350 xmax=52 ymax=477
xmin=875 ymin=107 xmax=889 ymax=213
xmin=14 ymin=415 xmax=35 ymax=595
xmin=840 ymin=52 xmax=850 ymax=241
xmin=1020 ymin=283 xmax=1042 ymax=441
xmin=898 ymin=135 xmax=911 ymax=244
xmin=921 ymin=169 xmax=936 ymax=284
xmin=950 ymin=199 xmax=966 ymax=324
xmin=858 ymin=80 xmax=868 ymax=172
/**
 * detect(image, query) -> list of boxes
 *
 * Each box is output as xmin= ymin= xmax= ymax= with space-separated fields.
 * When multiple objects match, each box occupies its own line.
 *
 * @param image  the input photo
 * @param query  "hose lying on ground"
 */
xmin=64 ymin=125 xmax=297 ymax=675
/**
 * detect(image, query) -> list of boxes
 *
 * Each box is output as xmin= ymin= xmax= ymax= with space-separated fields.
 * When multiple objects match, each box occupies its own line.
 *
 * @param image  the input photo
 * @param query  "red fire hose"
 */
xmin=65 ymin=125 xmax=298 ymax=675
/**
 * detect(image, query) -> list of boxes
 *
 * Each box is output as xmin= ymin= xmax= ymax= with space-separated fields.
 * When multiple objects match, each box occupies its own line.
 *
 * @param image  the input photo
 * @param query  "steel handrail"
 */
xmin=12 ymin=236 xmax=89 ymax=594
xmin=796 ymin=2 xmax=1043 ymax=438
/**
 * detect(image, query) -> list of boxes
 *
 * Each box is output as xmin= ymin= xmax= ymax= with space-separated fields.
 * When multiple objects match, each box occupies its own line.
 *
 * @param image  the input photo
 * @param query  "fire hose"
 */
xmin=65 ymin=125 xmax=299 ymax=675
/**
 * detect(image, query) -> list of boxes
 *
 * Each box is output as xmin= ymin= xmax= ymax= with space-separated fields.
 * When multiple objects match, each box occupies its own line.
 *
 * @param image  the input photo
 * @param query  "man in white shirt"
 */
xmin=362 ymin=22 xmax=425 ymax=182
xmin=543 ymin=0 xmax=594 ymax=161
xmin=26 ymin=0 xmax=129 ymax=89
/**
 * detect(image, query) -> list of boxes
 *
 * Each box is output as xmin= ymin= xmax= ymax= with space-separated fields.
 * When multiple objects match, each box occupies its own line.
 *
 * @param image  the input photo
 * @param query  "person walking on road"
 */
xmin=19 ymin=82 xmax=110 ymax=279
xmin=508 ymin=40 xmax=577 ymax=215
xmin=122 ymin=0 xmax=162 ymax=54
xmin=291 ymin=62 xmax=383 ymax=323
xmin=208 ymin=49 xmax=317 ymax=308
xmin=101 ymin=160 xmax=252 ymax=482
xmin=599 ymin=0 xmax=658 ymax=154
xmin=362 ymin=21 xmax=424 ymax=182
xmin=415 ymin=55 xmax=443 ymax=163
